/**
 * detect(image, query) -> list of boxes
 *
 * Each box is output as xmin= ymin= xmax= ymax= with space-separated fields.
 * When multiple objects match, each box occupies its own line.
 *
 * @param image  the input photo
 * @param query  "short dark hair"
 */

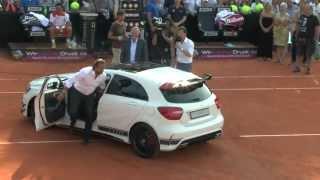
xmin=55 ymin=3 xmax=63 ymax=7
xmin=93 ymin=58 xmax=106 ymax=69
xmin=177 ymin=26 xmax=187 ymax=34
xmin=117 ymin=10 xmax=125 ymax=16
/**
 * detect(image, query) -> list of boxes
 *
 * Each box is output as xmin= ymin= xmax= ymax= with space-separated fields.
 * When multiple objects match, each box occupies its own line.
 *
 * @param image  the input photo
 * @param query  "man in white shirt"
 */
xmin=174 ymin=26 xmax=195 ymax=72
xmin=62 ymin=59 xmax=107 ymax=144
xmin=49 ymin=3 xmax=72 ymax=48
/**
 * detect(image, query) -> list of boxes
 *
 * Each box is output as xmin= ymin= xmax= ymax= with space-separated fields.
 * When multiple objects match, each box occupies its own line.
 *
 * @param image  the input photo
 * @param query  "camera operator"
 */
xmin=145 ymin=0 xmax=163 ymax=63
xmin=145 ymin=16 xmax=169 ymax=64
xmin=161 ymin=21 xmax=176 ymax=65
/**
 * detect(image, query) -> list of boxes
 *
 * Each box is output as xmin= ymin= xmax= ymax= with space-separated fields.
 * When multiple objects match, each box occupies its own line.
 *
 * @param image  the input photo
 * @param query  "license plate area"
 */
xmin=190 ymin=108 xmax=210 ymax=119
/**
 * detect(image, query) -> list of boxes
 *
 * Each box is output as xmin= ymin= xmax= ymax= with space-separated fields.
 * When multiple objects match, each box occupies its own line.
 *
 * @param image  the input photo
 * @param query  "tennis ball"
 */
xmin=230 ymin=4 xmax=239 ymax=12
xmin=255 ymin=3 xmax=264 ymax=13
xmin=240 ymin=5 xmax=251 ymax=15
xmin=70 ymin=1 xmax=80 ymax=11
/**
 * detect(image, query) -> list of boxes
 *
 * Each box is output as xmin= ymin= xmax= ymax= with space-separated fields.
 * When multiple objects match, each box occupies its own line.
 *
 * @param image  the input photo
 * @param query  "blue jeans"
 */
xmin=176 ymin=62 xmax=192 ymax=72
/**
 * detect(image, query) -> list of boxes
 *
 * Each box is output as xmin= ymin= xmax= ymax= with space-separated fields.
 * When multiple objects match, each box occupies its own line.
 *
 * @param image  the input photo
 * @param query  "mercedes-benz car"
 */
xmin=21 ymin=63 xmax=224 ymax=158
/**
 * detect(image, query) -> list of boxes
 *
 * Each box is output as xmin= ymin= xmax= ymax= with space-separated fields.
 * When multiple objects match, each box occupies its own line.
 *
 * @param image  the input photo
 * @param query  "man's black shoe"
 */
xmin=69 ymin=121 xmax=76 ymax=134
xmin=305 ymin=67 xmax=311 ymax=75
xmin=82 ymin=139 xmax=89 ymax=145
xmin=292 ymin=67 xmax=300 ymax=73
xmin=69 ymin=126 xmax=76 ymax=134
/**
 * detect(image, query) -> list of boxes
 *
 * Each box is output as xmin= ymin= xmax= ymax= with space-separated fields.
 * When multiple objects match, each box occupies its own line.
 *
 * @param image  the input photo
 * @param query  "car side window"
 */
xmin=107 ymin=75 xmax=148 ymax=101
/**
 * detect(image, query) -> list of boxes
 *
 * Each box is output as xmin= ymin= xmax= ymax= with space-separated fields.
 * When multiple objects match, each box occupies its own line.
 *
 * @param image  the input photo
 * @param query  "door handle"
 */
xmin=128 ymin=102 xmax=137 ymax=106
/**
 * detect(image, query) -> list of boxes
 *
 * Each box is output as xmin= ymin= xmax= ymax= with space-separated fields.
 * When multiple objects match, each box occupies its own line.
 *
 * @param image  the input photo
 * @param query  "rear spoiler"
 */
xmin=189 ymin=73 xmax=212 ymax=82
xmin=160 ymin=73 xmax=212 ymax=92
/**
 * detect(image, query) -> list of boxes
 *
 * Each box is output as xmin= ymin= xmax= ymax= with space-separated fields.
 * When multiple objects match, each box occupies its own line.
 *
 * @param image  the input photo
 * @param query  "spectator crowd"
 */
xmin=104 ymin=0 xmax=320 ymax=74
xmin=256 ymin=0 xmax=320 ymax=74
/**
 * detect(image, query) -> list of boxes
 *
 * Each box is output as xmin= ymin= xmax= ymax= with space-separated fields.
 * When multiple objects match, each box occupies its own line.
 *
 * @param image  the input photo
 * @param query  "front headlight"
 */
xmin=25 ymin=83 xmax=31 ymax=93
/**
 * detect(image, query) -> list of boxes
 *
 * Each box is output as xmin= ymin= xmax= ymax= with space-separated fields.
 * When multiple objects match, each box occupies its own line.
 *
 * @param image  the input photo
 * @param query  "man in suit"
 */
xmin=120 ymin=26 xmax=149 ymax=64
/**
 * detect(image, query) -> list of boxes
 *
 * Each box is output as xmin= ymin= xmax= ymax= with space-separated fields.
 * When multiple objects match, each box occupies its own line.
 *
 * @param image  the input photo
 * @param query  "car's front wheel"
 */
xmin=130 ymin=123 xmax=160 ymax=158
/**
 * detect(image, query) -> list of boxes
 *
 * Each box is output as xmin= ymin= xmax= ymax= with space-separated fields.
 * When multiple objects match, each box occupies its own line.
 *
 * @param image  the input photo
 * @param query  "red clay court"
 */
xmin=0 ymin=51 xmax=319 ymax=180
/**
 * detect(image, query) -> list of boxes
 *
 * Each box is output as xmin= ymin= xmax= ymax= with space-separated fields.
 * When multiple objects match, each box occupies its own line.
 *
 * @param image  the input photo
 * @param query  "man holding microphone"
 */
xmin=174 ymin=26 xmax=195 ymax=72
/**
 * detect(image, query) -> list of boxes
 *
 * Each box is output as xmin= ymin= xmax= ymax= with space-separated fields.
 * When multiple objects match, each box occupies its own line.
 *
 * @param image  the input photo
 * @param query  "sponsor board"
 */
xmin=12 ymin=49 xmax=89 ymax=60
xmin=197 ymin=48 xmax=257 ymax=59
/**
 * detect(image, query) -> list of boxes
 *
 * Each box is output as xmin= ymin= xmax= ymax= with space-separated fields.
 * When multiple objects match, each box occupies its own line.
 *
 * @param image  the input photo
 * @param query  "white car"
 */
xmin=21 ymin=63 xmax=224 ymax=158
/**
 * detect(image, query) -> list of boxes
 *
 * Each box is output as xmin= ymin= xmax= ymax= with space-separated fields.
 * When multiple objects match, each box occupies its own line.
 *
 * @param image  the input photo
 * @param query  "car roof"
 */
xmin=106 ymin=63 xmax=199 ymax=86
xmin=136 ymin=66 xmax=199 ymax=86
xmin=106 ymin=62 xmax=166 ymax=72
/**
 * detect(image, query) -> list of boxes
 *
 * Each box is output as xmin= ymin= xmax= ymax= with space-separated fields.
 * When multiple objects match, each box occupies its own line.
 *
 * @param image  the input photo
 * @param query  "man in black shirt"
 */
xmin=294 ymin=4 xmax=320 ymax=74
xmin=168 ymin=0 xmax=187 ymax=35
xmin=168 ymin=0 xmax=187 ymax=26
xmin=164 ymin=0 xmax=175 ymax=9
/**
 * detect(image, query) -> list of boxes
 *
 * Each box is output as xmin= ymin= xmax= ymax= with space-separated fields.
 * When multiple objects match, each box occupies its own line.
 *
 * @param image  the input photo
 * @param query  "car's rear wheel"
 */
xmin=130 ymin=123 xmax=160 ymax=158
xmin=27 ymin=98 xmax=35 ymax=124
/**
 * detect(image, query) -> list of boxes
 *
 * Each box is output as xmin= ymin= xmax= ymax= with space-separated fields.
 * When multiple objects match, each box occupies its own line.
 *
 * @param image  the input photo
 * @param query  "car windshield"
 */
xmin=161 ymin=82 xmax=212 ymax=103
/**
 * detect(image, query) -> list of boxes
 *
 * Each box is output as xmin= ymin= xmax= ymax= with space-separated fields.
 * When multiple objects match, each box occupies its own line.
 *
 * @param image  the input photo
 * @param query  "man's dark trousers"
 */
xmin=291 ymin=31 xmax=306 ymax=64
xmin=68 ymin=86 xmax=95 ymax=143
xmin=291 ymin=31 xmax=297 ymax=63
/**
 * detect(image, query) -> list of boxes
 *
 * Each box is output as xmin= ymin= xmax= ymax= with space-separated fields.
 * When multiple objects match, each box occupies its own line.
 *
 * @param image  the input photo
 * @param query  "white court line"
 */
xmin=240 ymin=134 xmax=320 ymax=138
xmin=213 ymin=75 xmax=320 ymax=79
xmin=212 ymin=87 xmax=320 ymax=91
xmin=0 ymin=139 xmax=83 ymax=145
xmin=0 ymin=78 xmax=20 ymax=81
xmin=0 ymin=92 xmax=24 ymax=94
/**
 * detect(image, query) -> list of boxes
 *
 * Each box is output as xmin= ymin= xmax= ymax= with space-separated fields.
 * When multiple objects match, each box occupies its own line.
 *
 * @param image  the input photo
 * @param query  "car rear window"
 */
xmin=161 ymin=84 xmax=212 ymax=103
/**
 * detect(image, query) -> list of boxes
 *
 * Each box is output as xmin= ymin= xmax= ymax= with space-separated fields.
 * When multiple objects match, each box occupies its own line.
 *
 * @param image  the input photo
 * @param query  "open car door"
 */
xmin=34 ymin=75 xmax=66 ymax=131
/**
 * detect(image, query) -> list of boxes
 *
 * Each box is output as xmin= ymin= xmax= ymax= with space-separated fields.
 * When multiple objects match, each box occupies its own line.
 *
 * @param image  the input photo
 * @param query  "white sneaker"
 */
xmin=51 ymin=42 xmax=56 ymax=49
xmin=66 ymin=40 xmax=72 ymax=49
xmin=67 ymin=42 xmax=72 ymax=49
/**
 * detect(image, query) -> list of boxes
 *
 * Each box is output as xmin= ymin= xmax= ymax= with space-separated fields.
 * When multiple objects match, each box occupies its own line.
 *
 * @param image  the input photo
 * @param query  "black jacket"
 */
xmin=120 ymin=38 xmax=149 ymax=64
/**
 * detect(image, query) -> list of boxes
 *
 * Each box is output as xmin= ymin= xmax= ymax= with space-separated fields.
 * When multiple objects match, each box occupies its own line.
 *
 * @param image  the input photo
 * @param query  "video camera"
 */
xmin=152 ymin=17 xmax=167 ymax=30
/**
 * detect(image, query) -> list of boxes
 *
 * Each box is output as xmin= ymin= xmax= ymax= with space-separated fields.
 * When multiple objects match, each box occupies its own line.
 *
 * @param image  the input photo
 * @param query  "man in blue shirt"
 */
xmin=145 ymin=0 xmax=162 ymax=63
xmin=145 ymin=0 xmax=161 ymax=29
xmin=145 ymin=0 xmax=161 ymax=34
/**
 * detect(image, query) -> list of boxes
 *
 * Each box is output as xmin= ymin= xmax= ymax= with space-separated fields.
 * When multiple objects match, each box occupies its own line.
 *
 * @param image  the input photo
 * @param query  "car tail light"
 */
xmin=160 ymin=83 xmax=174 ymax=91
xmin=158 ymin=107 xmax=183 ymax=120
xmin=215 ymin=97 xmax=221 ymax=109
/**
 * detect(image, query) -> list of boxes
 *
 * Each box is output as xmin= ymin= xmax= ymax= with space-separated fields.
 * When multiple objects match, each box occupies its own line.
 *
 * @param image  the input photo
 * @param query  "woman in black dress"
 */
xmin=257 ymin=3 xmax=274 ymax=61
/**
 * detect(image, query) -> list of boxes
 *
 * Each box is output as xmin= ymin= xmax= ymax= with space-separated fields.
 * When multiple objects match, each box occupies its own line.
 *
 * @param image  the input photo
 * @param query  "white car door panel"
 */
xmin=96 ymin=75 xmax=148 ymax=135
xmin=34 ymin=76 xmax=66 ymax=131
xmin=97 ymin=95 xmax=145 ymax=133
